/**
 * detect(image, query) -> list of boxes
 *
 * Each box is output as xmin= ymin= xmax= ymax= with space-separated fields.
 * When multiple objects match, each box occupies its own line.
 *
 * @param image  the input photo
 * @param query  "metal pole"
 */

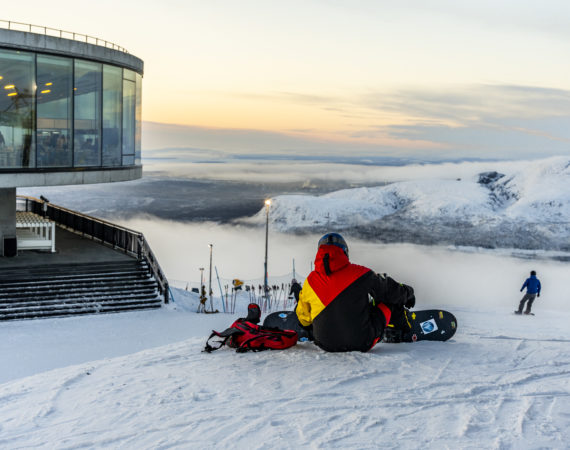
xmin=215 ymin=266 xmax=226 ymax=313
xmin=208 ymin=244 xmax=213 ymax=312
xmin=293 ymin=258 xmax=296 ymax=280
xmin=264 ymin=200 xmax=271 ymax=303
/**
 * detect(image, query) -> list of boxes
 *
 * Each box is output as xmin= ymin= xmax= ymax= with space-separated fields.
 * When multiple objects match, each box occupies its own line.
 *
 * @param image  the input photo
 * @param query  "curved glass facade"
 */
xmin=0 ymin=48 xmax=142 ymax=170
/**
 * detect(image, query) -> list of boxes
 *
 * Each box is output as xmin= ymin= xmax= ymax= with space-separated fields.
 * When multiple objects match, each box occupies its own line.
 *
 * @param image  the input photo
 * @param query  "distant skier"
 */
xmin=515 ymin=270 xmax=541 ymax=315
xmin=289 ymin=278 xmax=302 ymax=304
xmin=295 ymin=232 xmax=416 ymax=352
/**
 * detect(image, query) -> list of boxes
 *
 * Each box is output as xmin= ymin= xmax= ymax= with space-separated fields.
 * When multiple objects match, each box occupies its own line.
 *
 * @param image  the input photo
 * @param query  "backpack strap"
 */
xmin=203 ymin=327 xmax=243 ymax=353
xmin=235 ymin=332 xmax=272 ymax=353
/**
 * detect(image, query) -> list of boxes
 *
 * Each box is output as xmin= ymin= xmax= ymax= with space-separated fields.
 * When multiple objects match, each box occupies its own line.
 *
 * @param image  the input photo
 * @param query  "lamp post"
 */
xmin=264 ymin=199 xmax=271 ymax=303
xmin=208 ymin=244 xmax=213 ymax=312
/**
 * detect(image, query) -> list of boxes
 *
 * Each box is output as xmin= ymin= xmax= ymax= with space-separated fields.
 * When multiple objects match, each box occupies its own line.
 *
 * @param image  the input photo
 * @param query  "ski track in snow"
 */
xmin=1 ymin=305 xmax=569 ymax=449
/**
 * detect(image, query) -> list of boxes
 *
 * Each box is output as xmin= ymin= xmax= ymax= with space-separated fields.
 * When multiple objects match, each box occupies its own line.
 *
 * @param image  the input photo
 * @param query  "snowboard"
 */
xmin=263 ymin=309 xmax=458 ymax=343
xmin=263 ymin=310 xmax=312 ymax=341
xmin=404 ymin=309 xmax=458 ymax=342
xmin=514 ymin=311 xmax=534 ymax=316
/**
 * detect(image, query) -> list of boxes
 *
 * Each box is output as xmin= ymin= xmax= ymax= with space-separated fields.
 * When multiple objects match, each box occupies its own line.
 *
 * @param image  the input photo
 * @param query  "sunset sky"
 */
xmin=10 ymin=0 xmax=570 ymax=160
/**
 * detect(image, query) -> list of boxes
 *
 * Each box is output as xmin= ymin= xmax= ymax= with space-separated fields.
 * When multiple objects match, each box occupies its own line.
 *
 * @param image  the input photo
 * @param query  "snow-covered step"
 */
xmin=0 ymin=278 xmax=157 ymax=297
xmin=0 ymin=259 xmax=163 ymax=321
xmin=0 ymin=287 xmax=159 ymax=308
xmin=0 ymin=261 xmax=150 ymax=285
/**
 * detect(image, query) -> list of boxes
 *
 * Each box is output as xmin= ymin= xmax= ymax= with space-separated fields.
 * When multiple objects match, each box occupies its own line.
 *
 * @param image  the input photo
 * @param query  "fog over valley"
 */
xmin=20 ymin=155 xmax=570 ymax=254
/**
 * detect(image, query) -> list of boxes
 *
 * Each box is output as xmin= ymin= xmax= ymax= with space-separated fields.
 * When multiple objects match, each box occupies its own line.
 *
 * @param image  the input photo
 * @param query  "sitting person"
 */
xmin=295 ymin=233 xmax=415 ymax=352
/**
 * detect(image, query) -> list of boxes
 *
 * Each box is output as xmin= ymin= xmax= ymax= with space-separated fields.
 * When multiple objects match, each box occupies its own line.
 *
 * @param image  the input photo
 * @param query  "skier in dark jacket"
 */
xmin=289 ymin=278 xmax=302 ymax=303
xmin=516 ymin=270 xmax=541 ymax=315
xmin=295 ymin=233 xmax=416 ymax=352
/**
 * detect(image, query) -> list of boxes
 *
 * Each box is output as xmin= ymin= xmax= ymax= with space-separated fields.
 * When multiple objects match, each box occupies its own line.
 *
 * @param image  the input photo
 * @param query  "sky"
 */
xmin=7 ymin=0 xmax=570 ymax=160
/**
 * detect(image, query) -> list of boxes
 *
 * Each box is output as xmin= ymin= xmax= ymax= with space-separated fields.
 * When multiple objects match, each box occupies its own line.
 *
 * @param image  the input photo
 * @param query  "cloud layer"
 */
xmin=144 ymin=84 xmax=570 ymax=161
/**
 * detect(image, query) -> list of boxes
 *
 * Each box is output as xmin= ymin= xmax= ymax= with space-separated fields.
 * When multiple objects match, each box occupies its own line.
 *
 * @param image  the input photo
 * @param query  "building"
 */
xmin=0 ymin=22 xmax=167 ymax=319
xmin=1 ymin=21 xmax=144 ymax=251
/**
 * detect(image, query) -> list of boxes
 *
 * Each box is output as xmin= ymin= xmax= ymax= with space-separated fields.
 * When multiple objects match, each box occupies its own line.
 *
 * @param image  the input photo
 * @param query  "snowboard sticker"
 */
xmin=406 ymin=309 xmax=457 ymax=342
xmin=263 ymin=310 xmax=312 ymax=342
xmin=419 ymin=318 xmax=438 ymax=334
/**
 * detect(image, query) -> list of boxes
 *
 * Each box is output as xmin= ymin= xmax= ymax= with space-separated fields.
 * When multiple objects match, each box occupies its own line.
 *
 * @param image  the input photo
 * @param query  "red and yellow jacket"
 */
xmin=296 ymin=244 xmax=410 ymax=352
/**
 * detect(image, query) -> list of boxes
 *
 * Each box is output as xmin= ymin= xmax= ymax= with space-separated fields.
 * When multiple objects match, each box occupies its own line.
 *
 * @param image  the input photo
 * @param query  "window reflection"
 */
xmin=103 ymin=65 xmax=122 ymax=166
xmin=0 ymin=49 xmax=141 ymax=171
xmin=135 ymin=73 xmax=142 ymax=165
xmin=0 ymin=49 xmax=35 ymax=168
xmin=74 ymin=60 xmax=102 ymax=167
xmin=122 ymin=70 xmax=135 ymax=165
xmin=37 ymin=55 xmax=73 ymax=167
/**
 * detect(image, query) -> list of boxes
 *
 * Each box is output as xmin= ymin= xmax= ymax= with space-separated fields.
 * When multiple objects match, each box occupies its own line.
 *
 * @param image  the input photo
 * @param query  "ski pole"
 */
xmin=215 ymin=266 xmax=226 ymax=313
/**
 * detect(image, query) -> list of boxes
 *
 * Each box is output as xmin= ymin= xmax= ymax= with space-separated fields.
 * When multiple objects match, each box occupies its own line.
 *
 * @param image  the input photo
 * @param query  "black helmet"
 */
xmin=530 ymin=270 xmax=536 ymax=276
xmin=318 ymin=232 xmax=348 ymax=257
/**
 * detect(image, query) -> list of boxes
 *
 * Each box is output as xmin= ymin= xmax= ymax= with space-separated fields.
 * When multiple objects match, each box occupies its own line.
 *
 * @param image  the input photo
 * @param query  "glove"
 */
xmin=404 ymin=285 xmax=415 ymax=309
xmin=537 ymin=293 xmax=540 ymax=297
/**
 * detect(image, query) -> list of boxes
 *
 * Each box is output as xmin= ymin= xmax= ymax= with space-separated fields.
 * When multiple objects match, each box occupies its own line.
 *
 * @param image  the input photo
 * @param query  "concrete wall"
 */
xmin=0 ymin=187 xmax=16 ymax=256
xmin=0 ymin=166 xmax=142 ymax=188
xmin=0 ymin=28 xmax=143 ymax=74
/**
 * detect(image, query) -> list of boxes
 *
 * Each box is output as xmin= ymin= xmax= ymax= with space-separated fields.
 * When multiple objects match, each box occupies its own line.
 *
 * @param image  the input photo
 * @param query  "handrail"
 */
xmin=16 ymin=195 xmax=169 ymax=303
xmin=0 ymin=19 xmax=129 ymax=54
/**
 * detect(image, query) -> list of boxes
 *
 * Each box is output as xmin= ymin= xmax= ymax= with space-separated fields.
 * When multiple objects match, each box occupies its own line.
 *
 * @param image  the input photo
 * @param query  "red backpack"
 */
xmin=204 ymin=304 xmax=298 ymax=353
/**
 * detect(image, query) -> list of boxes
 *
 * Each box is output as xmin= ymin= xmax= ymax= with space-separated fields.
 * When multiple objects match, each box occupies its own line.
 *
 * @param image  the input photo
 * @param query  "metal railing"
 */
xmin=0 ymin=19 xmax=129 ymax=53
xmin=16 ymin=195 xmax=169 ymax=303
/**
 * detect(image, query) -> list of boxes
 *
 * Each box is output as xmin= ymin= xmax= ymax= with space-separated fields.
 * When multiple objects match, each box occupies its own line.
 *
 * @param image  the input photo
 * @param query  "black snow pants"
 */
xmin=517 ymin=293 xmax=536 ymax=314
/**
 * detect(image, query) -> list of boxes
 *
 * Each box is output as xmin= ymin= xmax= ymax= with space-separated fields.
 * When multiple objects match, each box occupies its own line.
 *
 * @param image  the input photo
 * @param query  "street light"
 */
xmin=208 ymin=244 xmax=213 ymax=312
xmin=264 ymin=199 xmax=271 ymax=303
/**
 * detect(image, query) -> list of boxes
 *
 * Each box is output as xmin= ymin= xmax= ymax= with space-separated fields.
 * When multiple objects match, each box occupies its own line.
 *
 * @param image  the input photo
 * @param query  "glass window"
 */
xmin=36 ymin=55 xmax=72 ymax=167
xmin=0 ymin=51 xmax=142 ymax=171
xmin=122 ymin=70 xmax=135 ymax=165
xmin=123 ymin=69 xmax=136 ymax=82
xmin=135 ymin=73 xmax=142 ymax=165
xmin=0 ymin=49 xmax=36 ymax=168
xmin=102 ymin=65 xmax=122 ymax=166
xmin=74 ymin=60 xmax=101 ymax=167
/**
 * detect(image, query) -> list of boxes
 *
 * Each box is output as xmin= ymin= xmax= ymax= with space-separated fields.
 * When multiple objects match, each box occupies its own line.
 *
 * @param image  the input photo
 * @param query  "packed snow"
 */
xmin=243 ymin=157 xmax=570 ymax=251
xmin=1 ymin=242 xmax=569 ymax=449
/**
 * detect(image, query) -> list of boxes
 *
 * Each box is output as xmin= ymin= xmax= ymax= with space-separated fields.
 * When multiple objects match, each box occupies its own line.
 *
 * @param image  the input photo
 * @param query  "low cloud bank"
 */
xmin=119 ymin=217 xmax=567 ymax=311
xmin=144 ymin=154 xmax=537 ymax=185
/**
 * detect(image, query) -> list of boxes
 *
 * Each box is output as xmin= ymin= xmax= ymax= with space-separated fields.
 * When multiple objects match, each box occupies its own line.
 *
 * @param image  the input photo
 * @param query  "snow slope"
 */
xmin=0 ymin=288 xmax=569 ymax=449
xmin=244 ymin=157 xmax=570 ymax=251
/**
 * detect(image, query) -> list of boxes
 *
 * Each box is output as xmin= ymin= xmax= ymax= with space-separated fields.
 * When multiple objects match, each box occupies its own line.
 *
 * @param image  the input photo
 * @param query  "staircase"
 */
xmin=0 ymin=260 xmax=163 ymax=321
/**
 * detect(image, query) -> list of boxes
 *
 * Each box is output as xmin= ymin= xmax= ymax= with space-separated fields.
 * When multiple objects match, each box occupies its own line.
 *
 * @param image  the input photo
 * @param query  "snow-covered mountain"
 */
xmin=244 ymin=157 xmax=570 ymax=251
